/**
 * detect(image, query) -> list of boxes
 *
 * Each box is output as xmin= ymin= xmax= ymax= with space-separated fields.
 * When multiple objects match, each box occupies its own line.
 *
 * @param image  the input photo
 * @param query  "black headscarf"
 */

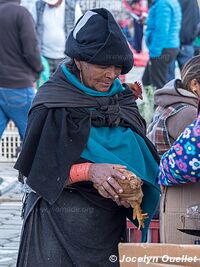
xmin=65 ymin=8 xmax=133 ymax=74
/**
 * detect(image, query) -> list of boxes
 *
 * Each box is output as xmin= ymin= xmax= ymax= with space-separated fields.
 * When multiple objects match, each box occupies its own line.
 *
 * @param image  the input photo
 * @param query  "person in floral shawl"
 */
xmin=159 ymin=106 xmax=200 ymax=244
xmin=159 ymin=115 xmax=200 ymax=185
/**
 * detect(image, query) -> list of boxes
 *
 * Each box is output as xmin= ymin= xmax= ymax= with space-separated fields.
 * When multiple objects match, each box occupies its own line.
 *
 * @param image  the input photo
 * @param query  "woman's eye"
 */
xmin=115 ymin=67 xmax=122 ymax=72
xmin=115 ymin=69 xmax=121 ymax=75
xmin=99 ymin=66 xmax=108 ymax=69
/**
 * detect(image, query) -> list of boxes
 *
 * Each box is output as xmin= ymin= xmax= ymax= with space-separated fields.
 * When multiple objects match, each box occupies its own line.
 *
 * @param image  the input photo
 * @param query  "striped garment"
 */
xmin=147 ymin=104 xmax=188 ymax=158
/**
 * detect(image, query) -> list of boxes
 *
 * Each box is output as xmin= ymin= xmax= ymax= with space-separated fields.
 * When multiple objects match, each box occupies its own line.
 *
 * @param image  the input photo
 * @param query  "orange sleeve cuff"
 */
xmin=69 ymin=163 xmax=92 ymax=183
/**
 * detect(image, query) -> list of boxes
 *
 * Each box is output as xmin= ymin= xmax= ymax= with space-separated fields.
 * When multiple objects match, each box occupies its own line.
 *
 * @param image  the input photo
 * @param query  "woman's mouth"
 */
xmin=100 ymin=82 xmax=111 ymax=87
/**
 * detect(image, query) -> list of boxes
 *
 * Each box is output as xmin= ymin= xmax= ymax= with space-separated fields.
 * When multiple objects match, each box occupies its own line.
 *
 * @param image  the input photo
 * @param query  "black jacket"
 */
xmin=180 ymin=0 xmax=200 ymax=45
xmin=0 ymin=0 xmax=43 ymax=88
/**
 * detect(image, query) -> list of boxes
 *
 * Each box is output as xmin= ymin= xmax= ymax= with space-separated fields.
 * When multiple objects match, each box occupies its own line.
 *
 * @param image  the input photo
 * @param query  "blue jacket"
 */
xmin=145 ymin=0 xmax=182 ymax=58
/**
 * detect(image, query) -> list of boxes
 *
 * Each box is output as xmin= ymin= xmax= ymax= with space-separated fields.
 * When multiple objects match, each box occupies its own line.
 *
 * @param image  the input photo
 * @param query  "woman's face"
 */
xmin=75 ymin=60 xmax=122 ymax=92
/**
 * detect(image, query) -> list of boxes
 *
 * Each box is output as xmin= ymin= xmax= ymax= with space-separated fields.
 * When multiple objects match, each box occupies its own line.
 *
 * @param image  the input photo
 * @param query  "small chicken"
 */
xmin=126 ymin=81 xmax=143 ymax=100
xmin=117 ymin=169 xmax=148 ymax=229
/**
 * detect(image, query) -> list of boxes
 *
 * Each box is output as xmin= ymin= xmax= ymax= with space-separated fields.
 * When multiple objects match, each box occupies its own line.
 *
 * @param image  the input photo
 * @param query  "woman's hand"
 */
xmin=88 ymin=163 xmax=131 ymax=208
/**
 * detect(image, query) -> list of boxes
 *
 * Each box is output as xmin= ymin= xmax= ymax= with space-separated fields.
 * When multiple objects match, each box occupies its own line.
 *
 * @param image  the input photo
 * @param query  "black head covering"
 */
xmin=65 ymin=8 xmax=134 ymax=74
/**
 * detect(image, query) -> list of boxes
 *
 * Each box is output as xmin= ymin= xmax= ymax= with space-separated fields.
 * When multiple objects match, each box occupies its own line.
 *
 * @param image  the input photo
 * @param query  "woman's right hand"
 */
xmin=88 ymin=163 xmax=130 ymax=207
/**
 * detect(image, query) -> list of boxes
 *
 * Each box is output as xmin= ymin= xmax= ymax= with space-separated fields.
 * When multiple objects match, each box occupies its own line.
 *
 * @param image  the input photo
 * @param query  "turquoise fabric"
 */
xmin=62 ymin=64 xmax=160 ymax=241
xmin=81 ymin=127 xmax=160 ymax=241
xmin=61 ymin=64 xmax=125 ymax=96
xmin=36 ymin=56 xmax=50 ymax=89
xmin=81 ymin=127 xmax=159 ymax=186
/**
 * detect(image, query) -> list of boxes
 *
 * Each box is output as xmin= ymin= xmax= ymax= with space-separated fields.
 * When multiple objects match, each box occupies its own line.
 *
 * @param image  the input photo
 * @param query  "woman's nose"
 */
xmin=105 ymin=66 xmax=118 ymax=79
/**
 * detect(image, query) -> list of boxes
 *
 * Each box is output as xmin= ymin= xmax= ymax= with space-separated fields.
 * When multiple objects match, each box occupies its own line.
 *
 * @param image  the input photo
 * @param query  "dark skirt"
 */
xmin=17 ymin=188 xmax=127 ymax=267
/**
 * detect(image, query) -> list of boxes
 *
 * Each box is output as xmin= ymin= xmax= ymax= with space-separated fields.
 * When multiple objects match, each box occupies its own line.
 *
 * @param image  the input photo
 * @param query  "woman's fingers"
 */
xmin=111 ymin=169 xmax=126 ymax=180
xmin=120 ymin=201 xmax=131 ymax=208
xmin=94 ymin=182 xmax=131 ymax=208
xmin=114 ymin=198 xmax=122 ymax=206
xmin=93 ymin=183 xmax=99 ymax=190
xmin=112 ymin=164 xmax=127 ymax=170
xmin=94 ymin=184 xmax=118 ymax=203
xmin=102 ymin=180 xmax=121 ymax=201
xmin=90 ymin=163 xmax=130 ymax=202
xmin=96 ymin=185 xmax=110 ymax=199
xmin=106 ymin=176 xmax=123 ymax=194
xmin=88 ymin=163 xmax=127 ymax=184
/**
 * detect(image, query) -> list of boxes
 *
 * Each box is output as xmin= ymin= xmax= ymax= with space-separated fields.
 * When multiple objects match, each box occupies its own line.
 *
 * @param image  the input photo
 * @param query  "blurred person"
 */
xmin=31 ymin=0 xmax=82 ymax=73
xmin=147 ymin=56 xmax=200 ymax=158
xmin=21 ymin=0 xmax=36 ymax=11
xmin=123 ymin=0 xmax=148 ymax=53
xmin=168 ymin=0 xmax=200 ymax=81
xmin=147 ymin=0 xmax=153 ymax=6
xmin=118 ymin=19 xmax=134 ymax=47
xmin=15 ymin=9 xmax=160 ymax=266
xmin=142 ymin=0 xmax=181 ymax=89
xmin=0 ymin=0 xmax=43 ymax=141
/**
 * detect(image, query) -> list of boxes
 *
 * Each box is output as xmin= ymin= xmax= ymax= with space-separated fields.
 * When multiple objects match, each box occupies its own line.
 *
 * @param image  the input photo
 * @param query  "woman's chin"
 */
xmin=97 ymin=88 xmax=110 ymax=92
xmin=95 ymin=84 xmax=111 ymax=92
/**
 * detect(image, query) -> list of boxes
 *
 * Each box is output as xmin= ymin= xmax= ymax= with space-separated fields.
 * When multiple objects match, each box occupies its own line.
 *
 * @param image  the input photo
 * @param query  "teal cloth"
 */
xmin=81 ymin=127 xmax=160 ymax=241
xmin=62 ymin=64 xmax=160 ymax=241
xmin=61 ymin=64 xmax=125 ymax=96
xmin=82 ymin=127 xmax=158 ymax=185
xmin=36 ymin=56 xmax=50 ymax=89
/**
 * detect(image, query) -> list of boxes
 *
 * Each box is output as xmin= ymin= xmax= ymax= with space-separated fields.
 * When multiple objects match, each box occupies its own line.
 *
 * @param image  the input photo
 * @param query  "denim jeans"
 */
xmin=0 ymin=87 xmax=35 ymax=140
xmin=168 ymin=44 xmax=195 ymax=81
xmin=133 ymin=19 xmax=143 ymax=53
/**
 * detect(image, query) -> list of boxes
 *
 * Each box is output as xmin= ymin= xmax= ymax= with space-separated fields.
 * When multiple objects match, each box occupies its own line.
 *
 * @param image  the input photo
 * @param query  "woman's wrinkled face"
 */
xmin=75 ymin=60 xmax=122 ymax=92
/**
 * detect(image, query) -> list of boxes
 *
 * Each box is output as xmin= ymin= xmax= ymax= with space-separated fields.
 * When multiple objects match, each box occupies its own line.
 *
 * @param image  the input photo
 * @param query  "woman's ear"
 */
xmin=190 ymin=79 xmax=200 ymax=96
xmin=74 ymin=59 xmax=81 ymax=71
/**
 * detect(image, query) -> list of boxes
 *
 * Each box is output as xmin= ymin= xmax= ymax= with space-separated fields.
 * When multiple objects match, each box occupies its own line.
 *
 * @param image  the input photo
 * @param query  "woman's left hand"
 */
xmin=88 ymin=163 xmax=127 ymax=199
xmin=93 ymin=183 xmax=131 ymax=208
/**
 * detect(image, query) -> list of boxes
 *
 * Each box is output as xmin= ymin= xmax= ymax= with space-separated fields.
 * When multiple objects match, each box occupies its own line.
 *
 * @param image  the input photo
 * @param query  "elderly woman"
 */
xmin=15 ymin=9 xmax=160 ymax=267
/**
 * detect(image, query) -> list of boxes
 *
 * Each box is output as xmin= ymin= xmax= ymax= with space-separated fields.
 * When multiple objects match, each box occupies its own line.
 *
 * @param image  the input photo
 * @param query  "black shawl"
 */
xmin=15 ymin=65 xmax=159 ymax=204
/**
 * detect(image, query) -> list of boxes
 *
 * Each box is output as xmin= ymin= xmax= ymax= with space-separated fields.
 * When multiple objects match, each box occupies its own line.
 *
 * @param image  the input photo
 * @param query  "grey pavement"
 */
xmin=0 ymin=163 xmax=22 ymax=267
xmin=0 ymin=163 xmax=19 ymax=196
